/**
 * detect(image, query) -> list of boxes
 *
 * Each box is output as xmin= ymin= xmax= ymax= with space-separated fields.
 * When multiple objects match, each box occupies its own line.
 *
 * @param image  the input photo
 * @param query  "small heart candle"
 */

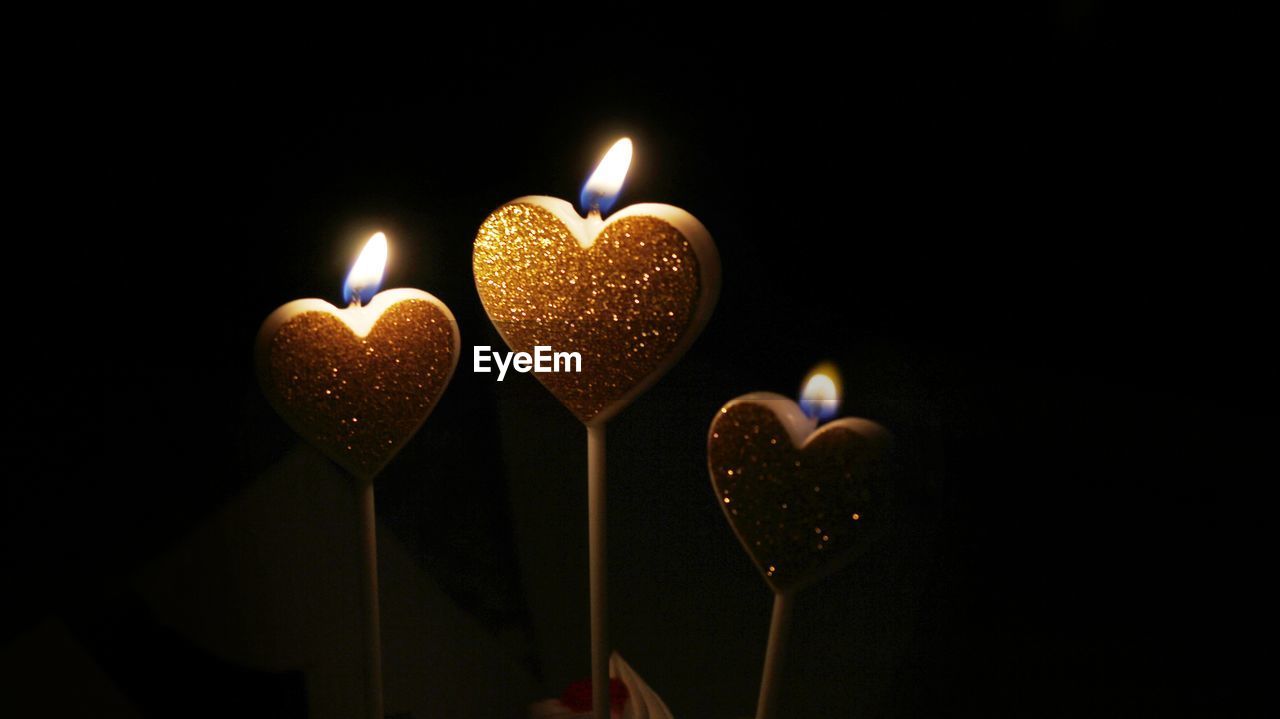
xmin=708 ymin=370 xmax=890 ymax=593
xmin=257 ymin=232 xmax=460 ymax=480
xmin=255 ymin=231 xmax=459 ymax=719
xmin=708 ymin=363 xmax=890 ymax=719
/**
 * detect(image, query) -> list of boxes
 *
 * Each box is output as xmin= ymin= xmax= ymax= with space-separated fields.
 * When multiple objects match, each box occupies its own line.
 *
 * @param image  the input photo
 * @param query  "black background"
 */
xmin=5 ymin=6 xmax=1267 ymax=717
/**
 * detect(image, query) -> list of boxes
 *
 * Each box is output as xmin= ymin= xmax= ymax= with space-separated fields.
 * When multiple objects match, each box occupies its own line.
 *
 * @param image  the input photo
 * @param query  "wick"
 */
xmin=583 ymin=190 xmax=605 ymax=219
xmin=348 ymin=290 xmax=365 ymax=309
xmin=800 ymin=402 xmax=828 ymax=424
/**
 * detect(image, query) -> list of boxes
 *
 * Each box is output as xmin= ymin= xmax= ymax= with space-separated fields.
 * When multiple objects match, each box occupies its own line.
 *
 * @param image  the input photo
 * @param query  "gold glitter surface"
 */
xmin=473 ymin=203 xmax=701 ymax=422
xmin=262 ymin=299 xmax=456 ymax=479
xmin=708 ymin=403 xmax=888 ymax=592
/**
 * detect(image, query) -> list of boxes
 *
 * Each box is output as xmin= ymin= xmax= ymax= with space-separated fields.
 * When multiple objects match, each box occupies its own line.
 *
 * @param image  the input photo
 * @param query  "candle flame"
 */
xmin=343 ymin=232 xmax=388 ymax=306
xmin=800 ymin=362 xmax=842 ymax=421
xmin=580 ymin=137 xmax=633 ymax=216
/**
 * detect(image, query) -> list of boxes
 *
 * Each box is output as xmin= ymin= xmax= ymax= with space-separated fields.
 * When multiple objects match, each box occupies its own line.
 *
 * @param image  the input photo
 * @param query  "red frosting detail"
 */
xmin=560 ymin=677 xmax=629 ymax=714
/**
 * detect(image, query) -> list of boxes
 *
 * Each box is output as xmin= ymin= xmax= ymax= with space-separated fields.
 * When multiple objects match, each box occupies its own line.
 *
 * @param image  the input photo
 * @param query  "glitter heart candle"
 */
xmin=257 ymin=233 xmax=460 ymax=480
xmin=708 ymin=363 xmax=889 ymax=719
xmin=256 ymin=232 xmax=460 ymax=719
xmin=474 ymin=138 xmax=719 ymax=424
xmin=474 ymin=138 xmax=719 ymax=719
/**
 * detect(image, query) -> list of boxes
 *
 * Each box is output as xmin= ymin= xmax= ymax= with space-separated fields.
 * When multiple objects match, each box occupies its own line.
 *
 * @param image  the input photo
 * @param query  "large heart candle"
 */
xmin=256 ymin=232 xmax=460 ymax=719
xmin=474 ymin=139 xmax=717 ymax=719
xmin=708 ymin=363 xmax=889 ymax=719
xmin=474 ymin=138 xmax=719 ymax=424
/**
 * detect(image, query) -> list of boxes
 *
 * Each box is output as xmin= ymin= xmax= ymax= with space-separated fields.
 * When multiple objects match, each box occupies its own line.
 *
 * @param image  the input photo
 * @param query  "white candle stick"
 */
xmin=756 ymin=591 xmax=794 ymax=719
xmin=355 ymin=479 xmax=383 ymax=719
xmin=587 ymin=423 xmax=608 ymax=719
xmin=475 ymin=138 xmax=720 ymax=719
xmin=257 ymin=232 xmax=460 ymax=719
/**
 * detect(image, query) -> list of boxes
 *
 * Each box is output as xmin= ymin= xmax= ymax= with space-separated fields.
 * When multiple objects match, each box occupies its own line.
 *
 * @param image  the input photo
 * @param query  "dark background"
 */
xmin=6 ymin=6 xmax=1266 ymax=717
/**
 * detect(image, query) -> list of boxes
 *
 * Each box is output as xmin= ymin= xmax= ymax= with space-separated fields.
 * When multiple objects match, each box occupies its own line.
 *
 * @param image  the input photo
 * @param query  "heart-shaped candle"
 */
xmin=708 ymin=367 xmax=890 ymax=593
xmin=256 ymin=233 xmax=460 ymax=480
xmin=473 ymin=139 xmax=719 ymax=424
xmin=476 ymin=138 xmax=719 ymax=719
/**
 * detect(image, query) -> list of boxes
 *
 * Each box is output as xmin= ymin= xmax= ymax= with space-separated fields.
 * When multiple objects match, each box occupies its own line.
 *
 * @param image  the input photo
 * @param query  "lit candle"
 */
xmin=256 ymin=232 xmax=460 ymax=719
xmin=473 ymin=138 xmax=720 ymax=424
xmin=707 ymin=363 xmax=890 ymax=719
xmin=257 ymin=232 xmax=461 ymax=479
xmin=474 ymin=138 xmax=719 ymax=719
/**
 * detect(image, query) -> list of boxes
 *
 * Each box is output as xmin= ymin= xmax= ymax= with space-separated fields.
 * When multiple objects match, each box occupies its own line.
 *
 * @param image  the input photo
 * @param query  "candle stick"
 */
xmin=256 ymin=232 xmax=460 ymax=719
xmin=474 ymin=138 xmax=719 ymax=719
xmin=707 ymin=363 xmax=890 ymax=719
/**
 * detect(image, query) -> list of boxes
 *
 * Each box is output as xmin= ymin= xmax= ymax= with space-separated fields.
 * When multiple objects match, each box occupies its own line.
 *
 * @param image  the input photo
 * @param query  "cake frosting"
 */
xmin=530 ymin=652 xmax=674 ymax=719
